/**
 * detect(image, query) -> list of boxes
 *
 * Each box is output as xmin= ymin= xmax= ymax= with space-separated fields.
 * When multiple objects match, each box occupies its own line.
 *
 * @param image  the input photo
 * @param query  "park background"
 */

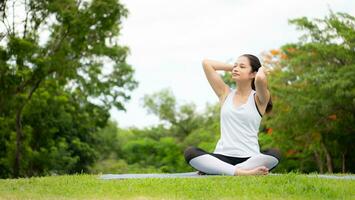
xmin=0 ymin=0 xmax=354 ymax=179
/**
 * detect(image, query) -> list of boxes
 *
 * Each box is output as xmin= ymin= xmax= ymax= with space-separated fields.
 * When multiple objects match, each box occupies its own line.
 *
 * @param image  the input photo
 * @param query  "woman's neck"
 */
xmin=235 ymin=81 xmax=252 ymax=96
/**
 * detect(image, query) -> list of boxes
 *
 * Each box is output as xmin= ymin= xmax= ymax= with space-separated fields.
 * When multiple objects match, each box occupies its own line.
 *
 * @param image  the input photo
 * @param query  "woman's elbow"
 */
xmin=202 ymin=59 xmax=211 ymax=67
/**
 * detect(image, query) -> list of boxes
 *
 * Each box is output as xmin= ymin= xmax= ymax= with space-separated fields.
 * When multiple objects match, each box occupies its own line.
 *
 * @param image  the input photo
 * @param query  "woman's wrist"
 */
xmin=225 ymin=64 xmax=234 ymax=72
xmin=212 ymin=60 xmax=233 ymax=71
xmin=256 ymin=66 xmax=270 ymax=79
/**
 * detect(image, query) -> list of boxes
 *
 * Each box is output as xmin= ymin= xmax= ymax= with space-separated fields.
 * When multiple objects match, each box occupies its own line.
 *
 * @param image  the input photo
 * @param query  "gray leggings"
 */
xmin=184 ymin=146 xmax=280 ymax=176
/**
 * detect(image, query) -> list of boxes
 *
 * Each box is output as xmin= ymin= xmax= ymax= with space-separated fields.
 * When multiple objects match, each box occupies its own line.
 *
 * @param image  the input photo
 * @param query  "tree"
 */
xmin=143 ymin=89 xmax=204 ymax=141
xmin=0 ymin=0 xmax=137 ymax=177
xmin=264 ymin=12 xmax=355 ymax=173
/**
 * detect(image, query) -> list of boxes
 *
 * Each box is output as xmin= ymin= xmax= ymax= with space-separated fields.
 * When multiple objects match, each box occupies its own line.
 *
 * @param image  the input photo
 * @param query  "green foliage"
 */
xmin=264 ymin=11 xmax=355 ymax=173
xmin=90 ymin=158 xmax=129 ymax=174
xmin=143 ymin=89 xmax=205 ymax=141
xmin=0 ymin=0 xmax=137 ymax=178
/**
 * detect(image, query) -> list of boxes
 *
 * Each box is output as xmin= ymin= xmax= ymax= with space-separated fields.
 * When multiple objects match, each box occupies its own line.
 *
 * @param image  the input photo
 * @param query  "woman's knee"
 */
xmin=268 ymin=155 xmax=279 ymax=168
xmin=184 ymin=146 xmax=206 ymax=163
xmin=262 ymin=154 xmax=279 ymax=170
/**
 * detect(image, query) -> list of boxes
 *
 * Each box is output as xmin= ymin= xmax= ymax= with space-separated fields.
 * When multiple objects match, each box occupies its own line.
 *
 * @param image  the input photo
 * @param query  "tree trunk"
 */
xmin=342 ymin=152 xmax=346 ymax=173
xmin=14 ymin=80 xmax=42 ymax=178
xmin=314 ymin=150 xmax=324 ymax=173
xmin=14 ymin=107 xmax=24 ymax=178
xmin=321 ymin=141 xmax=333 ymax=173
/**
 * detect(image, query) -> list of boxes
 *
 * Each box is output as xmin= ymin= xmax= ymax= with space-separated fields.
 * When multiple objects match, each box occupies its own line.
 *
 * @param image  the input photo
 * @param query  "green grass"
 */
xmin=0 ymin=173 xmax=354 ymax=200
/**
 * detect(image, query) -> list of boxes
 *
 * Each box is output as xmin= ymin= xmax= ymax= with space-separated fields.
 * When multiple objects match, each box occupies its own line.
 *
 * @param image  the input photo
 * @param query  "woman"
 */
xmin=184 ymin=54 xmax=280 ymax=176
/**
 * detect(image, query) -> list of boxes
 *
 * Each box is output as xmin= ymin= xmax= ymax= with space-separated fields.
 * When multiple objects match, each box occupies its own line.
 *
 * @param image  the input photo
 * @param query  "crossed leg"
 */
xmin=184 ymin=146 xmax=279 ymax=176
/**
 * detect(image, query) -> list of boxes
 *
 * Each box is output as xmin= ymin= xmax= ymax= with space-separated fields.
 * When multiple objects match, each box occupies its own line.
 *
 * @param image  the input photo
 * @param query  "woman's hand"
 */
xmin=202 ymin=59 xmax=234 ymax=72
xmin=256 ymin=66 xmax=271 ymax=78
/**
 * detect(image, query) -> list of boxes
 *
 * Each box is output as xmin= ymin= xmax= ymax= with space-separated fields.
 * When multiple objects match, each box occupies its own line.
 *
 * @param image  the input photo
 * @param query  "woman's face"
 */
xmin=231 ymin=56 xmax=256 ymax=81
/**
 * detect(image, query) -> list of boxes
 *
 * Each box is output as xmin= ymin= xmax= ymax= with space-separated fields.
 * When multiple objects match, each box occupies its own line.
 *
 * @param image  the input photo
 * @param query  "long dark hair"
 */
xmin=242 ymin=54 xmax=273 ymax=113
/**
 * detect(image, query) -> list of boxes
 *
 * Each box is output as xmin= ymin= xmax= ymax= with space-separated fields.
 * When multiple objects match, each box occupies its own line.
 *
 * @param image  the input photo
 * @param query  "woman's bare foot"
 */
xmin=234 ymin=166 xmax=269 ymax=176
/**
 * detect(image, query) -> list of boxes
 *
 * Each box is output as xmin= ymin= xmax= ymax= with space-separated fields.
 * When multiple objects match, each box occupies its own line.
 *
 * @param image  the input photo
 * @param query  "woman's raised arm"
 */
xmin=202 ymin=59 xmax=233 ymax=102
xmin=254 ymin=66 xmax=271 ymax=105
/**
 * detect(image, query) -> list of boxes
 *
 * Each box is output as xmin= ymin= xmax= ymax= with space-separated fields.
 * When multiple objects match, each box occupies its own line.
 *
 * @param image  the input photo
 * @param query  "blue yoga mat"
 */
xmin=100 ymin=172 xmax=220 ymax=179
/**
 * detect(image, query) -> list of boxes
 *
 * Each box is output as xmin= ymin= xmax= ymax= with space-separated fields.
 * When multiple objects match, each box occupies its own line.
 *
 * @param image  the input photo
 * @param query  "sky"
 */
xmin=110 ymin=0 xmax=355 ymax=128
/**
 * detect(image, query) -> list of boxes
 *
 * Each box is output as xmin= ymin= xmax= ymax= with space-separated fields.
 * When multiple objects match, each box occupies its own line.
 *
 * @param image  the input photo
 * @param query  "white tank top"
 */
xmin=213 ymin=88 xmax=262 ymax=157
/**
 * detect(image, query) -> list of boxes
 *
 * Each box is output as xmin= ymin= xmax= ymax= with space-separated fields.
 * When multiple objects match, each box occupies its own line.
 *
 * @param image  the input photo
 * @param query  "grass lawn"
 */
xmin=0 ymin=173 xmax=354 ymax=200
